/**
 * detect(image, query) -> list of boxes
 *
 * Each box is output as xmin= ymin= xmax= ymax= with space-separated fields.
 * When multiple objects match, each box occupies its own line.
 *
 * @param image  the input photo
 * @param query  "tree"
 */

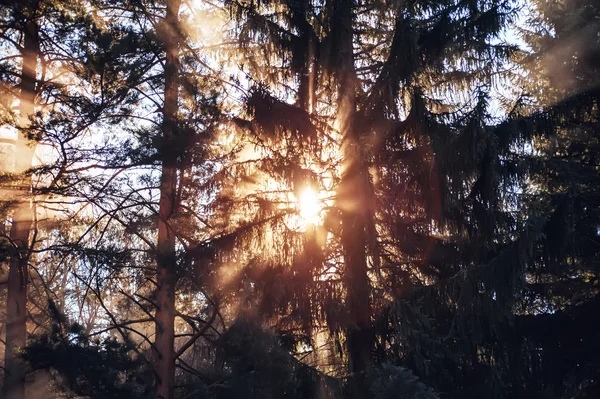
xmin=0 ymin=1 xmax=123 ymax=396
xmin=1 ymin=3 xmax=39 ymax=398
xmin=7 ymin=1 xmax=600 ymax=398
xmin=0 ymin=1 xmax=222 ymax=398
xmin=219 ymin=1 xmax=523 ymax=396
xmin=35 ymin=1 xmax=225 ymax=397
xmin=485 ymin=0 xmax=600 ymax=396
xmin=154 ymin=1 xmax=183 ymax=396
xmin=22 ymin=300 xmax=153 ymax=399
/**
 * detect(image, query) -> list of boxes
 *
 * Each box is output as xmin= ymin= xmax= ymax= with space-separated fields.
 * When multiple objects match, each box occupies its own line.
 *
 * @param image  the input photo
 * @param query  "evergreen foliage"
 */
xmin=0 ymin=0 xmax=598 ymax=398
xmin=368 ymin=363 xmax=438 ymax=399
xmin=22 ymin=301 xmax=153 ymax=399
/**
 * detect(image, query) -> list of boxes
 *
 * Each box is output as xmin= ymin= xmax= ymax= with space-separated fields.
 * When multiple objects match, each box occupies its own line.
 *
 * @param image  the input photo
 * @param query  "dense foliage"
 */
xmin=0 ymin=0 xmax=598 ymax=398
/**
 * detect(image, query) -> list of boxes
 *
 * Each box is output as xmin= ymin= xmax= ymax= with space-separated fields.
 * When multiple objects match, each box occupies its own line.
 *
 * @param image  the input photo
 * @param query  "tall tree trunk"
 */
xmin=3 ymin=5 xmax=39 ymax=399
xmin=154 ymin=1 xmax=181 ymax=398
xmin=295 ymin=2 xmax=317 ymax=114
xmin=332 ymin=0 xmax=372 ymax=387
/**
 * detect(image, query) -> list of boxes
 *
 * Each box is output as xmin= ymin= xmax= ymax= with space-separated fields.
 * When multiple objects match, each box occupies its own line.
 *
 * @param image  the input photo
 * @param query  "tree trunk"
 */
xmin=3 ymin=6 xmax=39 ymax=399
xmin=3 ymin=222 xmax=31 ymax=399
xmin=154 ymin=1 xmax=181 ymax=398
xmin=295 ymin=2 xmax=317 ymax=114
xmin=332 ymin=0 xmax=372 ymax=387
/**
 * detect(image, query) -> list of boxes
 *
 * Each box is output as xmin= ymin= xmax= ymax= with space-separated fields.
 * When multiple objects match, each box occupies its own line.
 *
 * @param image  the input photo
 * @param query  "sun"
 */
xmin=297 ymin=186 xmax=321 ymax=227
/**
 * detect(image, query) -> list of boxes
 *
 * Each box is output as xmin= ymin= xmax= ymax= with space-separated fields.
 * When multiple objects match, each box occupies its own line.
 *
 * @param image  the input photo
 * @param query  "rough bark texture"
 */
xmin=2 ymin=6 xmax=39 ymax=399
xmin=333 ymin=0 xmax=372 ymax=388
xmin=154 ymin=1 xmax=181 ymax=398
xmin=3 ymin=222 xmax=31 ymax=399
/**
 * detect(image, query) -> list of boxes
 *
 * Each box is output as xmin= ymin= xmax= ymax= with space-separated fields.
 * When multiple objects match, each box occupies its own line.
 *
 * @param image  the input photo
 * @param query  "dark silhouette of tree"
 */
xmin=219 ymin=1 xmax=526 ymax=397
xmin=0 ymin=1 xmax=140 ymax=396
xmin=27 ymin=1 xmax=226 ymax=397
xmin=2 ymin=0 xmax=598 ymax=398
xmin=487 ymin=0 xmax=600 ymax=396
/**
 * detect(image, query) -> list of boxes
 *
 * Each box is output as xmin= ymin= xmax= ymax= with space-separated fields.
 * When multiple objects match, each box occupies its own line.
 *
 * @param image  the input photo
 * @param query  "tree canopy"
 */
xmin=0 ymin=0 xmax=598 ymax=398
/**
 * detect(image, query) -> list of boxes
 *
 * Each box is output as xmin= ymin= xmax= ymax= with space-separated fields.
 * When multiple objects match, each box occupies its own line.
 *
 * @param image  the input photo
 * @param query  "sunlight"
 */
xmin=298 ymin=186 xmax=321 ymax=227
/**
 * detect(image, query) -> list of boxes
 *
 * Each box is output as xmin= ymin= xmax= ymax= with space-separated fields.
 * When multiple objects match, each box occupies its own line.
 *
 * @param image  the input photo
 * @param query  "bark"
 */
xmin=2 ymin=5 xmax=39 ymax=399
xmin=295 ymin=2 xmax=317 ymax=114
xmin=3 ymin=222 xmax=31 ymax=399
xmin=154 ymin=1 xmax=181 ymax=398
xmin=331 ymin=0 xmax=373 ymax=386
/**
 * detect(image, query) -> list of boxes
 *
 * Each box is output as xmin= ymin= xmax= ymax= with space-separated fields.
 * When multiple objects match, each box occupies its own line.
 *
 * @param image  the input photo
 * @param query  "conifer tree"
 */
xmin=35 ymin=1 xmax=225 ymax=397
xmin=154 ymin=1 xmax=182 ymax=396
xmin=0 ymin=1 xmax=131 ymax=396
xmin=1 ymin=3 xmax=39 ymax=397
xmin=8 ymin=1 xmax=600 ymax=398
xmin=491 ymin=0 xmax=600 ymax=396
xmin=0 ymin=1 xmax=210 ymax=397
xmin=219 ymin=1 xmax=523 ymax=396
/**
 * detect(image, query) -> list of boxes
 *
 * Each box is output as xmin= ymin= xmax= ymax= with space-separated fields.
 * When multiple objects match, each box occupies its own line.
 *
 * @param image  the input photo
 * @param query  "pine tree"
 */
xmin=154 ymin=1 xmax=183 ymax=396
xmin=32 ymin=1 xmax=225 ymax=397
xmin=218 ymin=1 xmax=522 ymax=396
xmin=1 ymin=2 xmax=39 ymax=397
xmin=491 ymin=0 xmax=600 ymax=396
xmin=0 ymin=1 xmax=128 ymax=396
xmin=10 ymin=0 xmax=600 ymax=398
xmin=0 ymin=1 xmax=223 ymax=398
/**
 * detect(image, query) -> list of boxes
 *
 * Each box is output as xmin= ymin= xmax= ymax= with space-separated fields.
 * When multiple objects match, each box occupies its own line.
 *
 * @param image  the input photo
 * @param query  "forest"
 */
xmin=0 ymin=0 xmax=598 ymax=398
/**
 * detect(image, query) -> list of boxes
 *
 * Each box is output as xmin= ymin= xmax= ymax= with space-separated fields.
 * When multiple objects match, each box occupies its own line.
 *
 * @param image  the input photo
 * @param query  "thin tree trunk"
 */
xmin=302 ymin=35 xmax=318 ymax=114
xmin=154 ymin=1 xmax=181 ymax=398
xmin=332 ymin=0 xmax=372 ymax=388
xmin=295 ymin=3 xmax=317 ymax=114
xmin=3 ymin=5 xmax=39 ymax=399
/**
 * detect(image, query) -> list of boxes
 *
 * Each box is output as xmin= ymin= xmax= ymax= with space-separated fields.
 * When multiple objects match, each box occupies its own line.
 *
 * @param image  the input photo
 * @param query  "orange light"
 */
xmin=298 ymin=186 xmax=321 ymax=227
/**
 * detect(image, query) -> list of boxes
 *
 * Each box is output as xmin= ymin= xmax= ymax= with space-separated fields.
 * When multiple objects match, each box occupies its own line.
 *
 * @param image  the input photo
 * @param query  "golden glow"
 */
xmin=297 ymin=186 xmax=322 ymax=227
